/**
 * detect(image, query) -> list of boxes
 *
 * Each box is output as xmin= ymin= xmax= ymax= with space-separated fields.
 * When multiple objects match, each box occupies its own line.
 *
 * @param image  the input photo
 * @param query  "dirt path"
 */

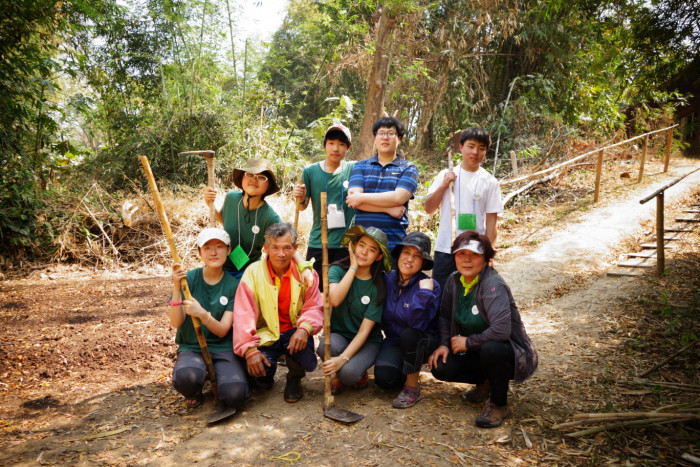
xmin=0 ymin=161 xmax=698 ymax=466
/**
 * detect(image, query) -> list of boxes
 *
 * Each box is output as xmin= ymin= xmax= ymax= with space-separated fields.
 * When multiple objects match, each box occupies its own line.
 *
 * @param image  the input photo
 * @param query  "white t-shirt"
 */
xmin=427 ymin=166 xmax=503 ymax=254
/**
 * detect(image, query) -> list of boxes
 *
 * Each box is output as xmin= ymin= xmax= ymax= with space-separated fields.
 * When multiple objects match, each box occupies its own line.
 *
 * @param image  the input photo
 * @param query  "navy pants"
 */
xmin=374 ymin=328 xmax=438 ymax=390
xmin=254 ymin=328 xmax=317 ymax=386
xmin=430 ymin=340 xmax=515 ymax=406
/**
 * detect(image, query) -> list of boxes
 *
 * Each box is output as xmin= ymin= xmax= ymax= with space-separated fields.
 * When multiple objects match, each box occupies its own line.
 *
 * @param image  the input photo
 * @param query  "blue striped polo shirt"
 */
xmin=348 ymin=154 xmax=419 ymax=250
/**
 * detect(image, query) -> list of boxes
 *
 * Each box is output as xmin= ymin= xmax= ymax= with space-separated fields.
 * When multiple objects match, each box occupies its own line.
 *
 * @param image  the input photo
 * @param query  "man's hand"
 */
xmin=450 ymin=335 xmax=468 ymax=354
xmin=292 ymin=183 xmax=306 ymax=200
xmin=442 ymin=170 xmax=456 ymax=187
xmin=287 ymin=328 xmax=309 ymax=354
xmin=345 ymin=192 xmax=364 ymax=208
xmin=246 ymin=352 xmax=271 ymax=377
xmin=386 ymin=205 xmax=406 ymax=218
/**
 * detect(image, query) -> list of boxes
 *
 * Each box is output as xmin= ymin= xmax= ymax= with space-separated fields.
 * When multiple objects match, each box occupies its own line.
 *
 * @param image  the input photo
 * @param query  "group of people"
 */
xmin=167 ymin=117 xmax=538 ymax=429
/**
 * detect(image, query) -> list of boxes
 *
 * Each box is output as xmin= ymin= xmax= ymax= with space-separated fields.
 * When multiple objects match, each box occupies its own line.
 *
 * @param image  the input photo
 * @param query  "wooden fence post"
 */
xmin=663 ymin=128 xmax=673 ymax=173
xmin=637 ymin=134 xmax=648 ymax=183
xmin=656 ymin=192 xmax=665 ymax=276
xmin=594 ymin=149 xmax=604 ymax=203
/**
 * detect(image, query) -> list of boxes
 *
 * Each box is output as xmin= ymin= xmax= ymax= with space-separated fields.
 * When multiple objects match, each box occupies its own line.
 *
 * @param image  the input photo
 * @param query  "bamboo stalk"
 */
xmin=320 ymin=192 xmax=334 ymax=409
xmin=565 ymin=417 xmax=677 ymax=438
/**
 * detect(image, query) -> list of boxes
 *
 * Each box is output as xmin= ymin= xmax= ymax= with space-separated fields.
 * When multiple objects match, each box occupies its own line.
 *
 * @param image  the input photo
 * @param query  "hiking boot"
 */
xmin=352 ymin=371 xmax=369 ymax=390
xmin=475 ymin=399 xmax=511 ymax=428
xmin=284 ymin=376 xmax=303 ymax=403
xmin=392 ymin=386 xmax=422 ymax=409
xmin=462 ymin=380 xmax=491 ymax=404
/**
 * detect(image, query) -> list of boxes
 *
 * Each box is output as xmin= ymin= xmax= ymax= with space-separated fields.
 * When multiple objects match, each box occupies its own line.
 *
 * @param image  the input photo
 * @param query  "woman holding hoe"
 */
xmin=204 ymin=158 xmax=313 ymax=283
xmin=169 ymin=227 xmax=249 ymax=410
xmin=317 ymin=226 xmax=391 ymax=393
xmin=428 ymin=231 xmax=537 ymax=428
xmin=374 ymin=232 xmax=441 ymax=408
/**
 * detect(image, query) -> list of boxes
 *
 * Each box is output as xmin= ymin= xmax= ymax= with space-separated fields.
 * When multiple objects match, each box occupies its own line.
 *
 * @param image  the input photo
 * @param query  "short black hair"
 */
xmin=459 ymin=127 xmax=491 ymax=148
xmin=323 ymin=129 xmax=351 ymax=147
xmin=372 ymin=117 xmax=405 ymax=139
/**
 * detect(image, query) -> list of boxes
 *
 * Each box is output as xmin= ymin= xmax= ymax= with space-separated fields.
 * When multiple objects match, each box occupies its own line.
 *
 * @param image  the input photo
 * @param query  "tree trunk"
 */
xmin=352 ymin=6 xmax=396 ymax=160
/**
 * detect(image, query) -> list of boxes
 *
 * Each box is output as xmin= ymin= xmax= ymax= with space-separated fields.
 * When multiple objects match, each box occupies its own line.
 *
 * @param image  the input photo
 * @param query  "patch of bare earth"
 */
xmin=0 ymin=153 xmax=698 ymax=465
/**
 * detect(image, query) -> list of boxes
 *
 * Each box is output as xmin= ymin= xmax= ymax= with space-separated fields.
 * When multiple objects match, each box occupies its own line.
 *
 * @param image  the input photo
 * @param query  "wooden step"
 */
xmin=676 ymin=218 xmax=700 ymax=223
xmin=683 ymin=209 xmax=700 ymax=213
xmin=641 ymin=243 xmax=676 ymax=249
xmin=627 ymin=251 xmax=656 ymax=258
xmin=617 ymin=260 xmax=655 ymax=268
xmin=649 ymin=236 xmax=679 ymax=241
xmin=608 ymin=270 xmax=645 ymax=277
xmin=665 ymin=227 xmax=694 ymax=233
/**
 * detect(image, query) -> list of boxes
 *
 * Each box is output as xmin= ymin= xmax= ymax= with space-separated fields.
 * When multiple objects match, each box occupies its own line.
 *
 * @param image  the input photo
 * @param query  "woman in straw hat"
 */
xmin=317 ymin=225 xmax=391 ymax=394
xmin=374 ymin=231 xmax=441 ymax=408
xmin=204 ymin=158 xmax=312 ymax=285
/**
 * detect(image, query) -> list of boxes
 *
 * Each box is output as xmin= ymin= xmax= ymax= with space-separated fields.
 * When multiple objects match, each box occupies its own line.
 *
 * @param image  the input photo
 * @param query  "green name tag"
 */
xmin=230 ymin=245 xmax=250 ymax=271
xmin=458 ymin=213 xmax=477 ymax=230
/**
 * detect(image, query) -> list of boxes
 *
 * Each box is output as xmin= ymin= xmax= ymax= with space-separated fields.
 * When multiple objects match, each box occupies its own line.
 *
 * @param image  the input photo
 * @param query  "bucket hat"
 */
xmin=340 ymin=225 xmax=391 ymax=273
xmin=391 ymin=231 xmax=434 ymax=270
xmin=232 ymin=158 xmax=280 ymax=196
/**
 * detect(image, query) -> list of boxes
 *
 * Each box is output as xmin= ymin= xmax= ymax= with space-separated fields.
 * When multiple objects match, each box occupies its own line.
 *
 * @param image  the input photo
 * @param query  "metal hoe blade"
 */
xmin=323 ymin=405 xmax=364 ymax=424
xmin=206 ymin=404 xmax=237 ymax=425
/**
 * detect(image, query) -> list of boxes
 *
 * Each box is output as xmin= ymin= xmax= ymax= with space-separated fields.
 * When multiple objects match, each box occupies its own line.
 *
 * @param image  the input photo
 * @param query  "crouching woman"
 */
xmin=428 ymin=231 xmax=537 ymax=428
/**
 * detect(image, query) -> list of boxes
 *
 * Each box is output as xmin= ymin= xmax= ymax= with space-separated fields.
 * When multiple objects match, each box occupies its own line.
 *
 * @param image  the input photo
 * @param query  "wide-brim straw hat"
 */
xmin=391 ymin=231 xmax=434 ymax=270
xmin=232 ymin=158 xmax=280 ymax=196
xmin=340 ymin=225 xmax=392 ymax=273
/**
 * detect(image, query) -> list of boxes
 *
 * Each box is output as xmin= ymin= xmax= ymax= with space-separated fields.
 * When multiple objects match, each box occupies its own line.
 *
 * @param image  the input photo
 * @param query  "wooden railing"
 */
xmin=501 ymin=125 xmax=678 ymax=204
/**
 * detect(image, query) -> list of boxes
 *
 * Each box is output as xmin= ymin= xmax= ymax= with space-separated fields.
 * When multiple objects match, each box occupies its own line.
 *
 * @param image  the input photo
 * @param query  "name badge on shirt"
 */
xmin=458 ymin=213 xmax=477 ymax=230
xmin=230 ymin=245 xmax=250 ymax=270
xmin=327 ymin=203 xmax=346 ymax=229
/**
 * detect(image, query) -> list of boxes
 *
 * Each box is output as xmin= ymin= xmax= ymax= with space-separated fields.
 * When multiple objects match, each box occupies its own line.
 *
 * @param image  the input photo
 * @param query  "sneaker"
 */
xmin=352 ymin=371 xmax=369 ymax=390
xmin=392 ymin=386 xmax=422 ymax=408
xmin=284 ymin=376 xmax=303 ymax=403
xmin=331 ymin=376 xmax=344 ymax=395
xmin=475 ymin=399 xmax=511 ymax=428
xmin=462 ymin=380 xmax=491 ymax=404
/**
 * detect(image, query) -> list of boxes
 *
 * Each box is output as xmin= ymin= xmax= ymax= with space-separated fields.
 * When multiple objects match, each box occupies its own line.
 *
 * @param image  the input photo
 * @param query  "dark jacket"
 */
xmin=438 ymin=266 xmax=538 ymax=383
xmin=382 ymin=270 xmax=440 ymax=346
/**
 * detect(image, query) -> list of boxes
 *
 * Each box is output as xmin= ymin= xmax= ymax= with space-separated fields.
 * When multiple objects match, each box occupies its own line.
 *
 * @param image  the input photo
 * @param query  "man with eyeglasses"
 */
xmin=233 ymin=222 xmax=324 ymax=403
xmin=346 ymin=116 xmax=419 ymax=251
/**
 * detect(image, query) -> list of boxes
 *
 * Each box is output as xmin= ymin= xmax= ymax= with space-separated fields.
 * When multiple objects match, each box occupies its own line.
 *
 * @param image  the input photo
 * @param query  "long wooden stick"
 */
xmin=447 ymin=148 xmax=456 ymax=243
xmin=140 ymin=156 xmax=219 ymax=402
xmin=206 ymin=152 xmax=216 ymax=227
xmin=294 ymin=178 xmax=303 ymax=231
xmin=320 ymin=192 xmax=334 ymax=409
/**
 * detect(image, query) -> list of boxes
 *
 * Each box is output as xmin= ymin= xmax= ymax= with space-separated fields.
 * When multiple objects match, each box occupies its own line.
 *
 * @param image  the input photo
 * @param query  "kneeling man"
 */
xmin=233 ymin=222 xmax=323 ymax=402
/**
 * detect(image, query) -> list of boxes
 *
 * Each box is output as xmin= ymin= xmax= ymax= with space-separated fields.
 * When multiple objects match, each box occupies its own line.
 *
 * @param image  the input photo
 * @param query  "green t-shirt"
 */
xmin=455 ymin=287 xmax=488 ymax=337
xmin=302 ymin=161 xmax=356 ymax=249
xmin=175 ymin=268 xmax=239 ymax=353
xmin=220 ymin=191 xmax=282 ymax=273
xmin=328 ymin=264 xmax=383 ymax=345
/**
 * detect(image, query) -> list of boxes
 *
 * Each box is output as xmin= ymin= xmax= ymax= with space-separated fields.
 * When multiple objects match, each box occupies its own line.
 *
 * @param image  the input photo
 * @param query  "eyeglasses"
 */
xmin=244 ymin=172 xmax=268 ymax=182
xmin=376 ymin=131 xmax=397 ymax=139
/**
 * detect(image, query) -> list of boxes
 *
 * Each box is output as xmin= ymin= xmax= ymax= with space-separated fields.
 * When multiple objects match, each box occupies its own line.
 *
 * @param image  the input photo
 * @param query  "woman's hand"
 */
xmin=347 ymin=242 xmax=358 ymax=270
xmin=300 ymin=268 xmax=314 ymax=289
xmin=292 ymin=183 xmax=306 ymax=200
xmin=450 ymin=335 xmax=467 ymax=354
xmin=203 ymin=186 xmax=217 ymax=205
xmin=419 ymin=278 xmax=434 ymax=290
xmin=172 ymin=263 xmax=186 ymax=287
xmin=428 ymin=345 xmax=450 ymax=370
xmin=322 ymin=356 xmax=346 ymax=376
xmin=182 ymin=297 xmax=208 ymax=321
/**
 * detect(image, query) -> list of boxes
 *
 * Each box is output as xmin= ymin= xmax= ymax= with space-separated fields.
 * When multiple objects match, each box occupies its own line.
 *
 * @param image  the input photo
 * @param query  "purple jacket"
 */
xmin=382 ymin=270 xmax=441 ymax=345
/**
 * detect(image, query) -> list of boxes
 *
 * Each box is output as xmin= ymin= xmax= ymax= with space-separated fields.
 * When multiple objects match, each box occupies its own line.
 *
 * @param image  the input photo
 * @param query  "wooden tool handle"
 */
xmin=140 ymin=155 xmax=220 ymax=401
xmin=206 ymin=156 xmax=216 ymax=227
xmin=320 ymin=192 xmax=334 ymax=408
xmin=448 ymin=148 xmax=456 ymax=243
xmin=294 ymin=178 xmax=302 ymax=230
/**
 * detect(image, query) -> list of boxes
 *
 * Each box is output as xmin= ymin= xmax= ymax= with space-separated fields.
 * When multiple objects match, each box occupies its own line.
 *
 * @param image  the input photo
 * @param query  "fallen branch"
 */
xmin=553 ymin=410 xmax=700 ymax=438
xmin=502 ymin=171 xmax=561 ymax=206
xmin=639 ymin=339 xmax=699 ymax=377
xmin=80 ymin=199 xmax=121 ymax=265
xmin=626 ymin=379 xmax=700 ymax=392
xmin=565 ymin=417 xmax=678 ymax=438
